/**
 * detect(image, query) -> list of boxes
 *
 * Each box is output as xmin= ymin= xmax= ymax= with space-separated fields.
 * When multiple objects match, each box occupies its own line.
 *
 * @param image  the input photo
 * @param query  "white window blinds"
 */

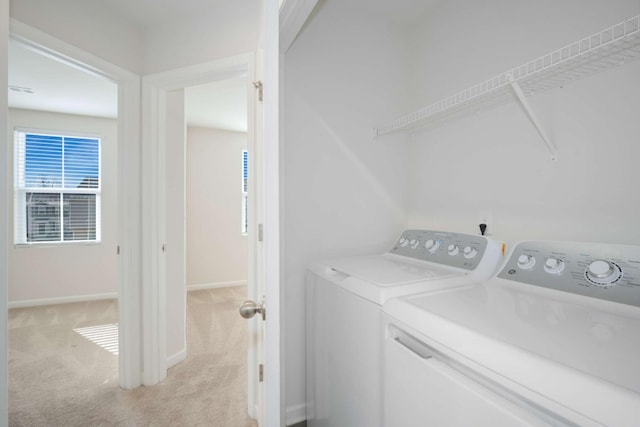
xmin=14 ymin=130 xmax=101 ymax=244
xmin=242 ymin=149 xmax=248 ymax=235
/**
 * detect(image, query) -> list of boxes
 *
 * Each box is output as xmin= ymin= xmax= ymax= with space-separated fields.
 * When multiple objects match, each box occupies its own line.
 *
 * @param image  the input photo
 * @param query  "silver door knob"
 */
xmin=239 ymin=300 xmax=266 ymax=320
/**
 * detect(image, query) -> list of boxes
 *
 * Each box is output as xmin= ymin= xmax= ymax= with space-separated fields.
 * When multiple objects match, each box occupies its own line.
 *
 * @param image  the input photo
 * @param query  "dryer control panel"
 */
xmin=498 ymin=241 xmax=640 ymax=307
xmin=390 ymin=230 xmax=489 ymax=271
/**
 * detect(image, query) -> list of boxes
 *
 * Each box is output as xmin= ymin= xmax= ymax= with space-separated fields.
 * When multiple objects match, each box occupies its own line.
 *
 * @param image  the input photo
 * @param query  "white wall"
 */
xmin=9 ymin=0 xmax=144 ymax=73
xmin=164 ymin=91 xmax=187 ymax=365
xmin=7 ymin=109 xmax=118 ymax=304
xmin=10 ymin=0 xmax=260 ymax=75
xmin=142 ymin=0 xmax=260 ymax=74
xmin=405 ymin=0 xmax=640 ymax=249
xmin=186 ymin=127 xmax=248 ymax=287
xmin=283 ymin=0 xmax=411 ymax=418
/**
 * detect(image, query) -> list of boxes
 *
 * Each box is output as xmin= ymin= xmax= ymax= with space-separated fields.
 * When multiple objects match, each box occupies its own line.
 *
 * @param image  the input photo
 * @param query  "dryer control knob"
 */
xmin=424 ymin=239 xmax=440 ymax=253
xmin=517 ymin=254 xmax=536 ymax=270
xmin=399 ymin=238 xmax=409 ymax=248
xmin=463 ymin=246 xmax=478 ymax=259
xmin=586 ymin=260 xmax=622 ymax=285
xmin=410 ymin=239 xmax=420 ymax=249
xmin=448 ymin=244 xmax=460 ymax=256
xmin=544 ymin=257 xmax=565 ymax=274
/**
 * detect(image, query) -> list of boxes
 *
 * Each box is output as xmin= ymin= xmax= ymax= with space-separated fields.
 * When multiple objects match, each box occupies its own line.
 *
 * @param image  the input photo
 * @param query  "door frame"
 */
xmin=141 ymin=53 xmax=272 ymax=420
xmin=5 ymin=19 xmax=143 ymax=389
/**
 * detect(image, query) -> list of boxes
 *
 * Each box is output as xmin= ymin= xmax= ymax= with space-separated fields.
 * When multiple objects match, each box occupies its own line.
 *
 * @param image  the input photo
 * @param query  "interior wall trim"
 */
xmin=186 ymin=280 xmax=247 ymax=291
xmin=166 ymin=348 xmax=187 ymax=369
xmin=8 ymin=292 xmax=118 ymax=309
xmin=286 ymin=403 xmax=307 ymax=426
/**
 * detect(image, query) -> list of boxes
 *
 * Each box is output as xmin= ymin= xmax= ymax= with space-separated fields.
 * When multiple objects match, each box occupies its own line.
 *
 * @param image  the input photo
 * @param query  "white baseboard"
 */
xmin=8 ymin=292 xmax=118 ymax=309
xmin=166 ymin=348 xmax=187 ymax=369
xmin=187 ymin=280 xmax=247 ymax=291
xmin=286 ymin=403 xmax=307 ymax=426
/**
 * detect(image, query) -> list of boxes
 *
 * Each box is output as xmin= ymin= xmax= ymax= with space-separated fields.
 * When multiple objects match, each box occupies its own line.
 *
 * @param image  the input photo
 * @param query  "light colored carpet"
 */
xmin=9 ymin=286 xmax=258 ymax=427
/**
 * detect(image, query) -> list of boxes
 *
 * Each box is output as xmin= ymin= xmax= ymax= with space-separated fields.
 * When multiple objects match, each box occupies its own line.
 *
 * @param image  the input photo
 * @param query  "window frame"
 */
xmin=13 ymin=128 xmax=102 ymax=246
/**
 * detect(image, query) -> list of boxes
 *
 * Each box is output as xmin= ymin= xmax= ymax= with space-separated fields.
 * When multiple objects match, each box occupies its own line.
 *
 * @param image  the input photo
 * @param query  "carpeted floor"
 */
xmin=9 ymin=286 xmax=258 ymax=427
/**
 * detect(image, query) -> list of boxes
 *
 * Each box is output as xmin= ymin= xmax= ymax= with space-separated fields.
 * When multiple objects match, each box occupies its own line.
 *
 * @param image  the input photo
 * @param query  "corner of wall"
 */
xmin=286 ymin=403 xmax=307 ymax=426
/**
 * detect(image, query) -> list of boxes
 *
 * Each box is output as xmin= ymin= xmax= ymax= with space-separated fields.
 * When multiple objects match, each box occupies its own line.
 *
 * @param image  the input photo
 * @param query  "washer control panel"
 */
xmin=498 ymin=241 xmax=640 ymax=307
xmin=391 ymin=230 xmax=489 ymax=271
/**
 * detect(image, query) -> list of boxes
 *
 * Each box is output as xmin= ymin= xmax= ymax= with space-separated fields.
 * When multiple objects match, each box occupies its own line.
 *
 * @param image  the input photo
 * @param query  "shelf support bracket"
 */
xmin=509 ymin=79 xmax=558 ymax=161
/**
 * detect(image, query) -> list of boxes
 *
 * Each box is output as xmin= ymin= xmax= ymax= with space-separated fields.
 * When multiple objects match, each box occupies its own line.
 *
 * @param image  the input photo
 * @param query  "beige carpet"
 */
xmin=9 ymin=286 xmax=258 ymax=427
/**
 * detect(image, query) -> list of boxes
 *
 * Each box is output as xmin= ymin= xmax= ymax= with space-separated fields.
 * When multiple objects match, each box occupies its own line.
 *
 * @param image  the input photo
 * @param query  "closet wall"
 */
xmin=283 ymin=0 xmax=411 ymax=417
xmin=404 ymin=0 xmax=640 ymax=247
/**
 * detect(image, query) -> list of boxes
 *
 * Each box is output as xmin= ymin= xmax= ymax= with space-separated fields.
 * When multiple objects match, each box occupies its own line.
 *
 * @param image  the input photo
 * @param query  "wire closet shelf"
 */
xmin=374 ymin=14 xmax=640 ymax=137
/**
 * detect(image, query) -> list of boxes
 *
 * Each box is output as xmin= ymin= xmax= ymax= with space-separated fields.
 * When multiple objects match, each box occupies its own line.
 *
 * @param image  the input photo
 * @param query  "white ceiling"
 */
xmin=8 ymin=40 xmax=118 ymax=119
xmin=8 ymin=39 xmax=247 ymax=132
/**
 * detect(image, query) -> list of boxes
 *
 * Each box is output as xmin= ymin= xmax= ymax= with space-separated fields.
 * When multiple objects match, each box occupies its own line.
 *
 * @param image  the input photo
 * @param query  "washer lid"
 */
xmin=325 ymin=254 xmax=463 ymax=286
xmin=394 ymin=279 xmax=640 ymax=394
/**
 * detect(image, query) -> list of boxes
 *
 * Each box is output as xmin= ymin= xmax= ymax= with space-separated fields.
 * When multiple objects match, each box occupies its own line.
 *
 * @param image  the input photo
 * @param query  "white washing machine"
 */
xmin=305 ymin=229 xmax=503 ymax=427
xmin=383 ymin=240 xmax=640 ymax=427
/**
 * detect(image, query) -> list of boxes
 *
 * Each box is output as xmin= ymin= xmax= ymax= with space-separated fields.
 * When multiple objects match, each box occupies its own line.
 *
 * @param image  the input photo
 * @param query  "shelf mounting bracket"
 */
xmin=508 ymin=77 xmax=558 ymax=161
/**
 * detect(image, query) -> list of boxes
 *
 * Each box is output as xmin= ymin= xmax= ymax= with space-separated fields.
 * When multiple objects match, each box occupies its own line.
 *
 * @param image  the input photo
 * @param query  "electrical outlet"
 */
xmin=478 ymin=210 xmax=493 ymax=235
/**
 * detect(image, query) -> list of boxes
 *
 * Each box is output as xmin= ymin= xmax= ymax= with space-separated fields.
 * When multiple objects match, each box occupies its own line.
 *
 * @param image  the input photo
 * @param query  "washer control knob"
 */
xmin=463 ymin=246 xmax=478 ymax=259
xmin=410 ymin=239 xmax=420 ymax=249
xmin=424 ymin=239 xmax=440 ymax=253
xmin=448 ymin=244 xmax=460 ymax=256
xmin=586 ymin=260 xmax=622 ymax=285
xmin=544 ymin=257 xmax=565 ymax=274
xmin=399 ymin=238 xmax=409 ymax=248
xmin=517 ymin=254 xmax=536 ymax=270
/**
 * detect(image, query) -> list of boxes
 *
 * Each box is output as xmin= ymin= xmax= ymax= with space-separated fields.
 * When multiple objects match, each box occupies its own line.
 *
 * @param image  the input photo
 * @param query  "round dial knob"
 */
xmin=517 ymin=254 xmax=536 ymax=270
xmin=463 ymin=246 xmax=478 ymax=259
xmin=399 ymin=238 xmax=409 ymax=248
xmin=586 ymin=260 xmax=622 ymax=286
xmin=448 ymin=244 xmax=460 ymax=256
xmin=424 ymin=239 xmax=440 ymax=253
xmin=410 ymin=239 xmax=420 ymax=249
xmin=544 ymin=257 xmax=565 ymax=274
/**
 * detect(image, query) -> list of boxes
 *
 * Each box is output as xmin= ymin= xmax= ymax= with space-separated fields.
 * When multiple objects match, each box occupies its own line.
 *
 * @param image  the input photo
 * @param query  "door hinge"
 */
xmin=117 ymin=245 xmax=120 ymax=255
xmin=253 ymin=81 xmax=263 ymax=102
xmin=259 ymin=364 xmax=264 ymax=382
xmin=258 ymin=223 xmax=264 ymax=242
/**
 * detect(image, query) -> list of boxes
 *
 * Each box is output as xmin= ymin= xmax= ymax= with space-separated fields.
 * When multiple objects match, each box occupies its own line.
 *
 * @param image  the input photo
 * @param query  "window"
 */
xmin=14 ymin=130 xmax=101 ymax=244
xmin=242 ymin=149 xmax=248 ymax=235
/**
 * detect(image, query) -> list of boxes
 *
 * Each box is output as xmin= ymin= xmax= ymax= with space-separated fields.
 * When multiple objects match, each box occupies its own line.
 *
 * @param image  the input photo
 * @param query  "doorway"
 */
xmin=141 ymin=53 xmax=263 ymax=421
xmin=6 ymin=38 xmax=121 ymax=413
xmin=7 ymin=21 xmax=143 ymax=396
xmin=183 ymin=76 xmax=251 ymax=416
xmin=184 ymin=78 xmax=250 ymax=296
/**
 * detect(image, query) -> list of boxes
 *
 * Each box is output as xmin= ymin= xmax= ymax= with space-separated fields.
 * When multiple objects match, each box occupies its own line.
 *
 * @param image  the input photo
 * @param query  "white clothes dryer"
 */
xmin=305 ymin=229 xmax=503 ymax=427
xmin=383 ymin=240 xmax=640 ymax=427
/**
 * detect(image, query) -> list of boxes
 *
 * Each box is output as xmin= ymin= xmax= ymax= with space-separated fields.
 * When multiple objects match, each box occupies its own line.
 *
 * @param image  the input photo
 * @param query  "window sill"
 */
xmin=14 ymin=240 xmax=102 ymax=249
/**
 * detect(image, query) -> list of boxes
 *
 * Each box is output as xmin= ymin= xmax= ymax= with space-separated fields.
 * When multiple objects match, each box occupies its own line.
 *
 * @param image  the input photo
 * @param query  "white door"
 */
xmin=241 ymin=0 xmax=281 ymax=424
